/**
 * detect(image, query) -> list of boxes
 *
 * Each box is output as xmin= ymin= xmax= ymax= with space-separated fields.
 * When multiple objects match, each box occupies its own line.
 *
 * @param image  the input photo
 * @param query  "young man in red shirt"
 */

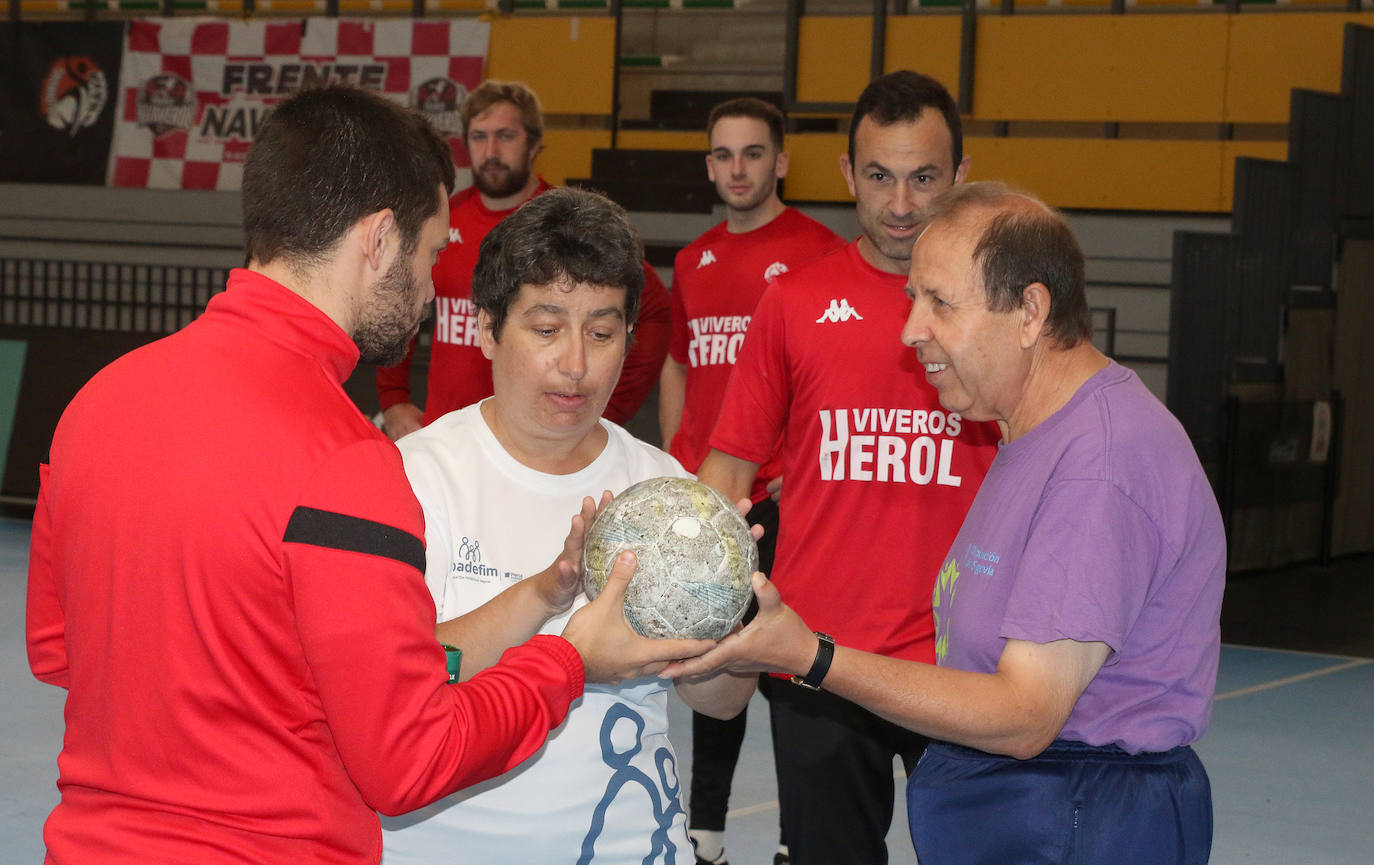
xmin=659 ymin=97 xmax=844 ymax=865
xmin=378 ymin=80 xmax=671 ymax=438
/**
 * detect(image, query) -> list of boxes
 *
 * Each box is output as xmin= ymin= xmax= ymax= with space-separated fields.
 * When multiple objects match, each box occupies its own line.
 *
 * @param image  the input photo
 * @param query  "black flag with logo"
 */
xmin=0 ymin=21 xmax=125 ymax=184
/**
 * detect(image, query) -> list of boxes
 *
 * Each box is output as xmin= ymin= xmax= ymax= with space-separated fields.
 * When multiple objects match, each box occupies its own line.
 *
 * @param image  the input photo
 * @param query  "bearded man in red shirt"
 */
xmin=378 ymin=80 xmax=671 ymax=439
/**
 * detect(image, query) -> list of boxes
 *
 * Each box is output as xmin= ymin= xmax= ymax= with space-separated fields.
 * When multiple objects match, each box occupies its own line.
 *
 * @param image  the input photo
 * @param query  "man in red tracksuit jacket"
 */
xmin=377 ymin=79 xmax=671 ymax=439
xmin=26 ymin=85 xmax=708 ymax=865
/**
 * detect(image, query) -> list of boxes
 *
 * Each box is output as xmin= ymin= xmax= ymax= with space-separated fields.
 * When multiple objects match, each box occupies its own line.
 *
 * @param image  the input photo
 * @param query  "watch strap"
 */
xmin=791 ymin=631 xmax=835 ymax=690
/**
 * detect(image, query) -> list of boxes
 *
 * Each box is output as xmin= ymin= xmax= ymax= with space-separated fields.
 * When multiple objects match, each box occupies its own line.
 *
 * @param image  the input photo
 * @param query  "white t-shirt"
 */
xmin=382 ymin=402 xmax=693 ymax=864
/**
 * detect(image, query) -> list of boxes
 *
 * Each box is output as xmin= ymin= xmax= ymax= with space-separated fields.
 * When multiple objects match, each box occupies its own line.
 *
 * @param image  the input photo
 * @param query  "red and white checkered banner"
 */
xmin=108 ymin=18 xmax=489 ymax=190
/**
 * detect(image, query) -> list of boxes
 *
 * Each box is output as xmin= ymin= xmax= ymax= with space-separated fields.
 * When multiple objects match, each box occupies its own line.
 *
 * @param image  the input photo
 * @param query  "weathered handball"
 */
xmin=582 ymin=477 xmax=758 ymax=640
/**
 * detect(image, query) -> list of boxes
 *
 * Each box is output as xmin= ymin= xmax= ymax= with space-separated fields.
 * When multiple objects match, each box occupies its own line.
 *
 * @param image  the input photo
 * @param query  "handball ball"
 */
xmin=583 ymin=477 xmax=758 ymax=640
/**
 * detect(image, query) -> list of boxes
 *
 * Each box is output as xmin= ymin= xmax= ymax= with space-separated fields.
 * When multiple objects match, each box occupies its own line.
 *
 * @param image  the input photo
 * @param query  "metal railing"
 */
xmin=0 ymin=258 xmax=227 ymax=333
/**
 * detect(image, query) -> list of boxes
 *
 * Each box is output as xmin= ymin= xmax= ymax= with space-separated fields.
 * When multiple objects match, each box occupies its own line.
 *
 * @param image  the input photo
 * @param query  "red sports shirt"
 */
xmin=667 ymin=206 xmax=844 ymax=499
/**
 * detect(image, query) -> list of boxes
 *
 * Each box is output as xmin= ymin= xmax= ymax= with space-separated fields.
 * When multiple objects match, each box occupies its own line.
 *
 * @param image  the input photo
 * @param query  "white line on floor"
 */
xmin=1222 ymin=641 xmax=1371 ymax=663
xmin=1214 ymin=658 xmax=1372 ymax=701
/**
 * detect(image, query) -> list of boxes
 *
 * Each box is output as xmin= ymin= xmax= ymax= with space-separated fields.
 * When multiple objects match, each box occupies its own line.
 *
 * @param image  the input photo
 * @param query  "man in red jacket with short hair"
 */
xmin=27 ymin=84 xmax=708 ymax=865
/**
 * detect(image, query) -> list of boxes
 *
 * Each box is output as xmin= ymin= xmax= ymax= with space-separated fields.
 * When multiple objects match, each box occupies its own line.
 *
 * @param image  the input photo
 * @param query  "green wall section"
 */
xmin=0 ymin=340 xmax=27 ymax=492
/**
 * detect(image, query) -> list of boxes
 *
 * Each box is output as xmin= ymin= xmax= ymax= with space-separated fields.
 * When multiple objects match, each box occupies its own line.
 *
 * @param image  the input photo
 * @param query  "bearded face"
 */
xmin=354 ymin=247 xmax=428 ymax=367
xmin=465 ymin=101 xmax=538 ymax=201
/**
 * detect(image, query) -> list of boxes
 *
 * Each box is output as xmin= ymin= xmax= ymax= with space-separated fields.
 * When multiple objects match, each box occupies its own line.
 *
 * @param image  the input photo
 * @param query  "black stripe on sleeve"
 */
xmin=283 ymin=507 xmax=426 ymax=574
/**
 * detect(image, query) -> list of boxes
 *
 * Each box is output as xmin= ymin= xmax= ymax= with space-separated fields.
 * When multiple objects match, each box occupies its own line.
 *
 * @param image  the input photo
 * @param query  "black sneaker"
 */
xmin=689 ymin=839 xmax=727 ymax=865
xmin=772 ymin=853 xmax=790 ymax=865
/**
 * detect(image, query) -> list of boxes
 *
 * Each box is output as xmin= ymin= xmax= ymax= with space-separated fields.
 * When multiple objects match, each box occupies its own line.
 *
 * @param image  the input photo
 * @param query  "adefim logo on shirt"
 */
xmin=451 ymin=536 xmax=498 ymax=582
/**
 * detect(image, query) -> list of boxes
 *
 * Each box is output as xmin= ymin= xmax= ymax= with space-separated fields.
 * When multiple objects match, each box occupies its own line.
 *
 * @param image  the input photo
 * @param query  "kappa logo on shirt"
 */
xmin=763 ymin=261 xmax=788 ymax=282
xmin=449 ymin=227 xmax=462 ymax=244
xmin=697 ymin=249 xmax=717 ymax=269
xmin=815 ymin=298 xmax=864 ymax=323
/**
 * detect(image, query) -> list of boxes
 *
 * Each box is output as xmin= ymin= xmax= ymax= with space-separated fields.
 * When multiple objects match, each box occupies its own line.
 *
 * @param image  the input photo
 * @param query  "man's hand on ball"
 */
xmin=673 ymin=618 xmax=748 ymax=687
xmin=663 ymin=572 xmax=815 ymax=680
xmin=534 ymin=491 xmax=613 ymax=618
xmin=562 ymin=551 xmax=716 ymax=685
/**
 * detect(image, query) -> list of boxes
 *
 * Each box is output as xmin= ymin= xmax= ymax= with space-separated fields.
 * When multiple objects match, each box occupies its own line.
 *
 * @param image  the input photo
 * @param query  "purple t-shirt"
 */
xmin=932 ymin=362 xmax=1225 ymax=753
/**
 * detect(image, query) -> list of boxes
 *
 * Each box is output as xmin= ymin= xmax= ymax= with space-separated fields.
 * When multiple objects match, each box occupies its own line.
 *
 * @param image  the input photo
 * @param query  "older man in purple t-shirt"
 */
xmin=667 ymin=182 xmax=1225 ymax=865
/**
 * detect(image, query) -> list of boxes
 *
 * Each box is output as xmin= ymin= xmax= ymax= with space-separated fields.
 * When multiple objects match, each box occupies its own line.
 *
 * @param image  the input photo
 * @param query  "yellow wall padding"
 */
xmin=508 ymin=10 xmax=1353 ymax=210
xmin=970 ymin=138 xmax=1287 ymax=212
xmin=795 ymin=14 xmax=964 ymax=111
xmin=430 ymin=0 xmax=491 ymax=9
xmin=797 ymin=17 xmax=873 ymax=104
xmin=536 ymin=129 xmax=612 ymax=187
xmin=780 ymin=134 xmax=1287 ymax=212
xmin=337 ymin=0 xmax=412 ymax=10
xmin=487 ymin=16 xmax=616 ymax=116
xmin=780 ymin=133 xmax=853 ymax=202
xmin=536 ymin=132 xmax=1287 ymax=213
xmin=971 ymin=12 xmax=1374 ymax=124
xmin=1226 ymin=13 xmax=1374 ymax=123
xmin=616 ymin=130 xmax=708 ymax=152
xmin=883 ymin=14 xmax=962 ymax=96
xmin=973 ymin=15 xmax=1231 ymax=123
xmin=1004 ymin=0 xmax=1115 ymax=7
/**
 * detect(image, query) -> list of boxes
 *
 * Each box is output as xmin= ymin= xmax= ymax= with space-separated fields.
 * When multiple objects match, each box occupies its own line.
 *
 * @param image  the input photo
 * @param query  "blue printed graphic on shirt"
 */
xmin=578 ymin=703 xmax=683 ymax=864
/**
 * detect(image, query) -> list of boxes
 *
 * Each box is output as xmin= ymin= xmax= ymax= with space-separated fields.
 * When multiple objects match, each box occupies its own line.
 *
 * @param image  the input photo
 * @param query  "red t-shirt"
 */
xmin=668 ymin=207 xmax=844 ymax=499
xmin=28 ymin=270 xmax=583 ymax=864
xmin=377 ymin=179 xmax=671 ymax=426
xmin=710 ymin=242 xmax=1002 ymax=662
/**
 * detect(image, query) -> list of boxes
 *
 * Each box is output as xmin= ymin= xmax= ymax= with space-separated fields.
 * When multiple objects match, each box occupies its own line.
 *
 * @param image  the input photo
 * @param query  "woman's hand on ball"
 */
xmin=536 ymin=492 xmax=612 ymax=618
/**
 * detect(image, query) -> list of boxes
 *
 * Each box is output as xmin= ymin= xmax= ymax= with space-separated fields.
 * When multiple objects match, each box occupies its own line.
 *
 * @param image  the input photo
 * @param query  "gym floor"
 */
xmin=4 ymin=516 xmax=1371 ymax=864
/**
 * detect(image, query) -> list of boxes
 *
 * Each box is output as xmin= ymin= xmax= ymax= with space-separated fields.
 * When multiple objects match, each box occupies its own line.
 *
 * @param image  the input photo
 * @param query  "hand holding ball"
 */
xmin=582 ymin=477 xmax=758 ymax=640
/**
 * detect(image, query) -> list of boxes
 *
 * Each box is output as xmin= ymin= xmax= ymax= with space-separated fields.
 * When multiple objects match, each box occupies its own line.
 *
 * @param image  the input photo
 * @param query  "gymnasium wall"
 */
xmin=482 ymin=10 xmax=1370 ymax=212
xmin=2 ymin=8 xmax=1364 ymax=205
xmin=1 ymin=6 xmax=1368 ymax=528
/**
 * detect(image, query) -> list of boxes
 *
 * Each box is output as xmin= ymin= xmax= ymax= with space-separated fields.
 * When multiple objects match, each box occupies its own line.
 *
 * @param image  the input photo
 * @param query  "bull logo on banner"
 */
xmin=414 ymin=76 xmax=466 ymax=138
xmin=136 ymin=73 xmax=195 ymax=138
xmin=41 ymin=56 xmax=108 ymax=137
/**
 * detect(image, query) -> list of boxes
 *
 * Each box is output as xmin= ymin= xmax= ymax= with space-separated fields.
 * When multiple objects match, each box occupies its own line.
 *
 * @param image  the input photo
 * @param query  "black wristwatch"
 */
xmin=791 ymin=631 xmax=835 ymax=691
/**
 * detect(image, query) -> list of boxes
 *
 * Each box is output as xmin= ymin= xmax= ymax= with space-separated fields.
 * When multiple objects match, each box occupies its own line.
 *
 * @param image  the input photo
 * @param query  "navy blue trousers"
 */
xmin=908 ymin=740 xmax=1213 ymax=865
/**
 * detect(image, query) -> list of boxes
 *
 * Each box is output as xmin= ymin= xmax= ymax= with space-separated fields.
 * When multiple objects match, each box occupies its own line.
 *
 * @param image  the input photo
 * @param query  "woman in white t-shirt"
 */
xmin=382 ymin=188 xmax=756 ymax=865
